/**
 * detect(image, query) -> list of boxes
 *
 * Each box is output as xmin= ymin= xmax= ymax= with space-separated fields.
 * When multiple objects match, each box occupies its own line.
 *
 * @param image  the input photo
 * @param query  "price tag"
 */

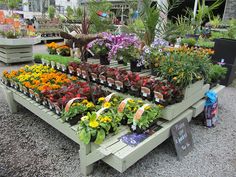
xmin=141 ymin=87 xmax=150 ymax=97
xmin=115 ymin=81 xmax=123 ymax=90
xmin=154 ymin=91 xmax=164 ymax=103
xmin=91 ymin=73 xmax=97 ymax=81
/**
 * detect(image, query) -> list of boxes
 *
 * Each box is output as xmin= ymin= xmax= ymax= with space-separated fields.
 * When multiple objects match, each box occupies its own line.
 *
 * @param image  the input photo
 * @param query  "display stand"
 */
xmin=0 ymin=36 xmax=41 ymax=64
xmin=0 ymin=82 xmax=224 ymax=176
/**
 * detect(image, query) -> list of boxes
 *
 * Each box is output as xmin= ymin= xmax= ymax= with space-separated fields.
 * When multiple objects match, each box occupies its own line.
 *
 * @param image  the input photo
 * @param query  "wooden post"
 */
xmin=79 ymin=143 xmax=94 ymax=176
xmin=1 ymin=86 xmax=18 ymax=113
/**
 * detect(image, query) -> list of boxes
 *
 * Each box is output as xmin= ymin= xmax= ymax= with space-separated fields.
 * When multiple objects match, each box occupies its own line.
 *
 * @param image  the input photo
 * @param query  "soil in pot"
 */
xmin=130 ymin=60 xmax=141 ymax=72
xmin=67 ymin=114 xmax=82 ymax=126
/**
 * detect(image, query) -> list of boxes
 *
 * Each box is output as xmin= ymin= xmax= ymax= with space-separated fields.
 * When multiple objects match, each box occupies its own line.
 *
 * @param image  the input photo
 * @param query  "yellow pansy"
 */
xmin=86 ymin=102 xmax=95 ymax=108
xmin=103 ymin=102 xmax=111 ymax=108
xmin=128 ymin=99 xmax=134 ymax=104
xmin=82 ymin=100 xmax=89 ymax=104
xmin=98 ymin=97 xmax=105 ymax=102
xmin=89 ymin=121 xmax=99 ymax=128
xmin=81 ymin=116 xmax=89 ymax=121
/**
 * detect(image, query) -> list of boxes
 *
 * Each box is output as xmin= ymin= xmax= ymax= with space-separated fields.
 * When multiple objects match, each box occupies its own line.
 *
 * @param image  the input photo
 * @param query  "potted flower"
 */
xmin=109 ymin=34 xmax=142 ymax=72
xmin=78 ymin=112 xmax=111 ymax=144
xmin=87 ymin=32 xmax=114 ymax=65
xmin=46 ymin=42 xmax=58 ymax=55
xmin=131 ymin=104 xmax=162 ymax=134
xmin=61 ymin=99 xmax=96 ymax=126
xmin=56 ymin=45 xmax=70 ymax=56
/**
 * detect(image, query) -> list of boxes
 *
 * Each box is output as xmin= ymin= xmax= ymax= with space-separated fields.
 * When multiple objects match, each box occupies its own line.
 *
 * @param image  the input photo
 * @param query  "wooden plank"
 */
xmin=111 ymin=109 xmax=193 ymax=172
xmin=161 ymin=84 xmax=209 ymax=120
xmin=12 ymin=92 xmax=81 ymax=144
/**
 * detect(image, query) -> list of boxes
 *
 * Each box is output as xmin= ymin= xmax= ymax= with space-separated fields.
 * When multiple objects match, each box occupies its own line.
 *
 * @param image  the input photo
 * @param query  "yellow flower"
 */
xmin=72 ymin=103 xmax=76 ymax=106
xmin=144 ymin=106 xmax=151 ymax=110
xmin=81 ymin=116 xmax=88 ymax=121
xmin=173 ymin=77 xmax=177 ymax=81
xmin=86 ymin=102 xmax=95 ymax=108
xmin=100 ymin=116 xmax=112 ymax=123
xmin=137 ymin=100 xmax=143 ymax=104
xmin=128 ymin=99 xmax=134 ymax=104
xmin=89 ymin=121 xmax=99 ymax=128
xmin=98 ymin=97 xmax=105 ymax=102
xmin=103 ymin=102 xmax=111 ymax=108
xmin=82 ymin=100 xmax=89 ymax=104
xmin=157 ymin=104 xmax=164 ymax=109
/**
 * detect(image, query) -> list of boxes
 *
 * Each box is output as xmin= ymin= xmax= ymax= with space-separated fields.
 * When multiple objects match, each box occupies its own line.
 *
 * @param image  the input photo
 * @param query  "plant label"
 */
xmin=107 ymin=78 xmax=115 ymax=87
xmin=29 ymin=89 xmax=34 ymax=98
xmin=115 ymin=81 xmax=123 ymax=90
xmin=56 ymin=63 xmax=61 ymax=70
xmin=91 ymin=73 xmax=97 ymax=81
xmin=68 ymin=66 xmax=74 ymax=74
xmin=51 ymin=61 xmax=55 ymax=68
xmin=171 ymin=118 xmax=193 ymax=161
xmin=141 ymin=87 xmax=150 ymax=97
xmin=54 ymin=104 xmax=61 ymax=115
xmin=154 ymin=91 xmax=164 ymax=103
xmin=77 ymin=68 xmax=81 ymax=76
xmin=118 ymin=98 xmax=132 ymax=112
xmin=82 ymin=70 xmax=87 ymax=79
xmin=23 ymin=86 xmax=28 ymax=95
xmin=99 ymin=74 xmax=106 ymax=84
xmin=61 ymin=64 xmax=66 ymax=72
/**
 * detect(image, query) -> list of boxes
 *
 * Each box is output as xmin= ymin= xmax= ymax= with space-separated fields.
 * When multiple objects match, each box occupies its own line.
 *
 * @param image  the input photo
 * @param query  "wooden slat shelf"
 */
xmin=0 ymin=80 xmax=225 ymax=176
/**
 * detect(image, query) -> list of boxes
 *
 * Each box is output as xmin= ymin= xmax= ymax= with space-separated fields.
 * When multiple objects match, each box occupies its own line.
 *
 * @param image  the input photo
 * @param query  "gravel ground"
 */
xmin=0 ymin=44 xmax=236 ymax=177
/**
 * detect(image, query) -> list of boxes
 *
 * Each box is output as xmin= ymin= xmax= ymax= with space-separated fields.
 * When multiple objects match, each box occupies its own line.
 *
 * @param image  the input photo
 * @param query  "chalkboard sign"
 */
xmin=171 ymin=118 xmax=194 ymax=160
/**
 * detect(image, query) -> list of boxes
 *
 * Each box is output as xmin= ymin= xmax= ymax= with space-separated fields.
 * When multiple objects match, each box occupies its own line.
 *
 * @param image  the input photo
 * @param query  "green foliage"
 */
xmin=197 ymin=38 xmax=215 ymax=48
xmin=186 ymin=0 xmax=224 ymax=30
xmin=88 ymin=0 xmax=113 ymax=33
xmin=0 ymin=0 xmax=21 ymax=10
xmin=38 ymin=54 xmax=80 ymax=66
xmin=209 ymin=15 xmax=221 ymax=28
xmin=180 ymin=38 xmax=197 ymax=47
xmin=66 ymin=6 xmax=74 ymax=19
xmin=128 ymin=0 xmax=183 ymax=46
xmin=226 ymin=19 xmax=236 ymax=39
xmin=133 ymin=105 xmax=161 ymax=130
xmin=48 ymin=6 xmax=56 ymax=19
xmin=34 ymin=54 xmax=43 ymax=63
xmin=208 ymin=64 xmax=227 ymax=83
xmin=157 ymin=51 xmax=212 ymax=88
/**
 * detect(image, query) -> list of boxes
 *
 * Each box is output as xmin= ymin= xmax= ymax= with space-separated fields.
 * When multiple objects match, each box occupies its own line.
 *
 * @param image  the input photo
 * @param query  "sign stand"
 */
xmin=171 ymin=118 xmax=194 ymax=160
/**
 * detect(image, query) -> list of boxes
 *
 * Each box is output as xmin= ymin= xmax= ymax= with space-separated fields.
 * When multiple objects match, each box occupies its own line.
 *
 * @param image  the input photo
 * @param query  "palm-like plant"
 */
xmin=128 ymin=0 xmax=183 ymax=46
xmin=187 ymin=0 xmax=224 ymax=30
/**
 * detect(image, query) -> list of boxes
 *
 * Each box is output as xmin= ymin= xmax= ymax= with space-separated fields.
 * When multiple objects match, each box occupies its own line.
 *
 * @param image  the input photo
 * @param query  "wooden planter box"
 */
xmin=0 ymin=83 xmax=224 ymax=176
xmin=161 ymin=84 xmax=209 ymax=121
xmin=0 ymin=37 xmax=41 ymax=64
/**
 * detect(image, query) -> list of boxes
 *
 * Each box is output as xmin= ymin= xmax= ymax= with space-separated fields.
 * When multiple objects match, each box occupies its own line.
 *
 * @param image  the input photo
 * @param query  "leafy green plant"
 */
xmin=208 ymin=64 xmax=227 ymax=83
xmin=132 ymin=105 xmax=161 ymax=131
xmin=186 ymin=0 xmax=224 ymax=32
xmin=180 ymin=38 xmax=197 ymax=47
xmin=48 ymin=6 xmax=56 ymax=19
xmin=61 ymin=100 xmax=95 ymax=122
xmin=88 ymin=0 xmax=113 ymax=33
xmin=128 ymin=0 xmax=182 ymax=46
xmin=209 ymin=15 xmax=221 ymax=28
xmin=197 ymin=38 xmax=214 ymax=48
xmin=34 ymin=54 xmax=43 ymax=63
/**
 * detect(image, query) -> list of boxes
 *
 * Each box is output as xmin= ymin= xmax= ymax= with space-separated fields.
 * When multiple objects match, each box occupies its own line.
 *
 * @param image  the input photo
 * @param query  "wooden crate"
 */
xmin=0 ymin=83 xmax=224 ymax=176
xmin=161 ymin=84 xmax=210 ymax=120
xmin=0 ymin=37 xmax=40 ymax=64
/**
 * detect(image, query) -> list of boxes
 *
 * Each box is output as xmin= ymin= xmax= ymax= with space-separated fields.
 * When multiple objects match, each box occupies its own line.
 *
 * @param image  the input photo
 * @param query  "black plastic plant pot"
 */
xmin=213 ymin=38 xmax=236 ymax=65
xmin=129 ymin=87 xmax=140 ymax=97
xmin=130 ymin=60 xmax=141 ymax=72
xmin=118 ymin=60 xmax=124 ymax=64
xmin=120 ymin=117 xmax=128 ymax=126
xmin=99 ymin=55 xmax=110 ymax=65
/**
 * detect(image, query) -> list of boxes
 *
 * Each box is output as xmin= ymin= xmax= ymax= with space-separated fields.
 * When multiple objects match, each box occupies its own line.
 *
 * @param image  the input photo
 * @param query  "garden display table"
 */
xmin=0 ymin=83 xmax=224 ymax=176
xmin=0 ymin=36 xmax=41 ymax=64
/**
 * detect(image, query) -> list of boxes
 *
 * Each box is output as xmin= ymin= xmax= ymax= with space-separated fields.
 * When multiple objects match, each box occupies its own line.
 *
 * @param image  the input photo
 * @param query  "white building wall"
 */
xmin=55 ymin=0 xmax=78 ymax=9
